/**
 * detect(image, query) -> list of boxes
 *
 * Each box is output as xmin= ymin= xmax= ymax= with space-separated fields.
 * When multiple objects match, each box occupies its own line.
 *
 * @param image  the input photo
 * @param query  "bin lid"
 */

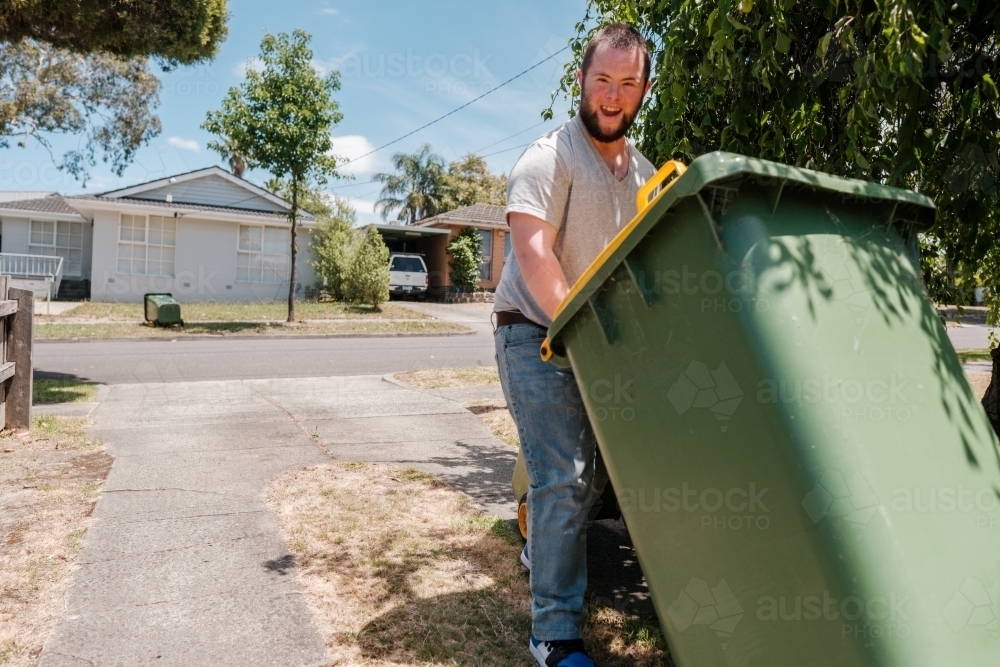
xmin=546 ymin=151 xmax=936 ymax=347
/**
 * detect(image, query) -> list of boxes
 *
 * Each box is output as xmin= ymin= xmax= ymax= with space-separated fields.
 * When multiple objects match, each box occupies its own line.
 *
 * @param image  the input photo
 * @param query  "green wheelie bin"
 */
xmin=539 ymin=153 xmax=1000 ymax=666
xmin=144 ymin=292 xmax=183 ymax=326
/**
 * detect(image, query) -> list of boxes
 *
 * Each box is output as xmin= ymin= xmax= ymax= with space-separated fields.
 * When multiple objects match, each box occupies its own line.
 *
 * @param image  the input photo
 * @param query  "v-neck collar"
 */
xmin=573 ymin=115 xmax=632 ymax=187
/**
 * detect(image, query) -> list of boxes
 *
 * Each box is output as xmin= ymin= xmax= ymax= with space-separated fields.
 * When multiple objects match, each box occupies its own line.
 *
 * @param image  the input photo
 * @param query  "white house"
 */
xmin=0 ymin=167 xmax=317 ymax=302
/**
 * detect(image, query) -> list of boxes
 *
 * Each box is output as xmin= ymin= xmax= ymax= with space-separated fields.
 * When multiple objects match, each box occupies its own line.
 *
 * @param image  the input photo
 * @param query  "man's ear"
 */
xmin=576 ymin=69 xmax=583 ymax=88
xmin=643 ymin=78 xmax=653 ymax=96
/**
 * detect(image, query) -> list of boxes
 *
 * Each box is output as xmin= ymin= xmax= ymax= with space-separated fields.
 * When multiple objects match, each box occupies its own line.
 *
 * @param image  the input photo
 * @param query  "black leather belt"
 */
xmin=495 ymin=310 xmax=545 ymax=329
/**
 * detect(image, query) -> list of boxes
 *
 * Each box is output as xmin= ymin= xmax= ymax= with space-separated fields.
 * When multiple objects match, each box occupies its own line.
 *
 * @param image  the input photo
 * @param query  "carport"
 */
xmin=372 ymin=224 xmax=452 ymax=293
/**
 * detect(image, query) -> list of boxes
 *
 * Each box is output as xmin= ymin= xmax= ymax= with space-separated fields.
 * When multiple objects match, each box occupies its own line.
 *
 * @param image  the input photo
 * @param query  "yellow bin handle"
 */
xmin=540 ymin=159 xmax=688 ymax=365
xmin=636 ymin=160 xmax=687 ymax=214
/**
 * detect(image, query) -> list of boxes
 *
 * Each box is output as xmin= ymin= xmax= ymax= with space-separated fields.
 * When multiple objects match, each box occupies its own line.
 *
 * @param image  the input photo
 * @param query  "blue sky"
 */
xmin=5 ymin=0 xmax=588 ymax=224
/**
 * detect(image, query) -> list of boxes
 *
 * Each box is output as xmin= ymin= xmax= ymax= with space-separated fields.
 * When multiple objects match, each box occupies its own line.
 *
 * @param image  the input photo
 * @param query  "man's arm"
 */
xmin=509 ymin=212 xmax=569 ymax=321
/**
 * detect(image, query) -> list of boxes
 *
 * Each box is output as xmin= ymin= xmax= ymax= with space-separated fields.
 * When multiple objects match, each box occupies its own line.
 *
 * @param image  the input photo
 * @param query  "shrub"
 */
xmin=311 ymin=198 xmax=358 ymax=300
xmin=447 ymin=227 xmax=482 ymax=291
xmin=344 ymin=225 xmax=390 ymax=308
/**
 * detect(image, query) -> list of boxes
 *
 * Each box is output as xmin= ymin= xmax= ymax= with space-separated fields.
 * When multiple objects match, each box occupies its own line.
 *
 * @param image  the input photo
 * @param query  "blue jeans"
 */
xmin=495 ymin=323 xmax=597 ymax=640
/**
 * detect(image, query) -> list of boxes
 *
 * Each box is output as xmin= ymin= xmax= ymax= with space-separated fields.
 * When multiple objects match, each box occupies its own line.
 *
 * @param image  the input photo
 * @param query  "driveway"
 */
xmin=39 ymin=374 xmax=516 ymax=667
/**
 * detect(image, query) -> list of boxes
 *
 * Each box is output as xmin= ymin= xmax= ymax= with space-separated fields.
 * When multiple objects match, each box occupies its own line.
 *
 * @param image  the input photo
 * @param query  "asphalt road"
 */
xmin=34 ymin=302 xmax=498 ymax=384
xmin=35 ymin=332 xmax=498 ymax=384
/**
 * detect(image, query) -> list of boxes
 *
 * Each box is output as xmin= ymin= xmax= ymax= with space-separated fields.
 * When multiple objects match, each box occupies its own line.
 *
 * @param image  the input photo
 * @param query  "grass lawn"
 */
xmin=46 ymin=300 xmax=430 ymax=322
xmin=35 ymin=319 xmax=465 ymax=340
xmin=395 ymin=365 xmax=499 ymax=389
xmin=0 ymin=416 xmax=111 ymax=667
xmin=957 ymin=349 xmax=993 ymax=363
xmin=33 ymin=379 xmax=98 ymax=404
xmin=265 ymin=463 xmax=668 ymax=666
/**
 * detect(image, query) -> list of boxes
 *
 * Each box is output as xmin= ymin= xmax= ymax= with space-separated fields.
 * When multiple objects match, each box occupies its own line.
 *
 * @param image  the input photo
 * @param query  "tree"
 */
xmin=220 ymin=137 xmax=249 ymax=179
xmin=374 ymin=146 xmax=507 ymax=222
xmin=0 ymin=39 xmax=162 ymax=183
xmin=374 ymin=144 xmax=446 ymax=223
xmin=203 ymin=29 xmax=343 ymax=322
xmin=440 ymin=154 xmax=507 ymax=211
xmin=1 ymin=0 xmax=228 ymax=66
xmin=559 ymin=3 xmax=1000 ymax=319
xmin=310 ymin=197 xmax=358 ymax=301
xmin=447 ymin=227 xmax=483 ymax=292
xmin=265 ymin=177 xmax=333 ymax=217
xmin=344 ymin=225 xmax=389 ymax=308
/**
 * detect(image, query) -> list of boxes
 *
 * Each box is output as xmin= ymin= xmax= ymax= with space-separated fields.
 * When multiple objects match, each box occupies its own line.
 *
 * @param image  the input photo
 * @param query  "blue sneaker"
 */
xmin=520 ymin=544 xmax=531 ymax=571
xmin=529 ymin=636 xmax=594 ymax=667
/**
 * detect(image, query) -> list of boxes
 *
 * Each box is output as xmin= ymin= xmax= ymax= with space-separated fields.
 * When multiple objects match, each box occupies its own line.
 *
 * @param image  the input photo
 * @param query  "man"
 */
xmin=493 ymin=23 xmax=656 ymax=667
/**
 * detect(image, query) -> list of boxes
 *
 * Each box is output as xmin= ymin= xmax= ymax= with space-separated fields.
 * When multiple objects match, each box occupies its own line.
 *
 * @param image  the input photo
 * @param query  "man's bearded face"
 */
xmin=579 ymin=80 xmax=642 ymax=143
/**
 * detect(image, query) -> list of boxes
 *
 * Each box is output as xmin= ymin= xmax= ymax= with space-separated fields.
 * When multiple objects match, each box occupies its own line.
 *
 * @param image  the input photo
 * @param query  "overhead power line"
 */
xmin=337 ymin=44 xmax=570 ymax=168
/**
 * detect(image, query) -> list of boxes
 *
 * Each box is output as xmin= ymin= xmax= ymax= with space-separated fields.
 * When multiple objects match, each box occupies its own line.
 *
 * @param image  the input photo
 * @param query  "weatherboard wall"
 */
xmin=89 ymin=209 xmax=317 ymax=303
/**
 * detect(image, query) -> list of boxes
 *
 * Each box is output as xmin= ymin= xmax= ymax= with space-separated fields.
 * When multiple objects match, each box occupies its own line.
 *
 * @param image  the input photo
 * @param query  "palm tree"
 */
xmin=215 ymin=136 xmax=248 ymax=178
xmin=373 ymin=144 xmax=446 ymax=224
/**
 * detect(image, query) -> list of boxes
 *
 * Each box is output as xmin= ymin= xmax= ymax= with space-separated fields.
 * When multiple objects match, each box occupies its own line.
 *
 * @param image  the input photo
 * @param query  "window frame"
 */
xmin=236 ymin=223 xmax=290 ymax=284
xmin=478 ymin=229 xmax=493 ymax=281
xmin=29 ymin=220 xmax=85 ymax=277
xmin=116 ymin=213 xmax=176 ymax=277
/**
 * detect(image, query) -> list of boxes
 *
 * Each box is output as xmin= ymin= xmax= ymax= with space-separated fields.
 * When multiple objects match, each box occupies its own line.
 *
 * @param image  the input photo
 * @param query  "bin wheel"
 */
xmin=517 ymin=496 xmax=528 ymax=542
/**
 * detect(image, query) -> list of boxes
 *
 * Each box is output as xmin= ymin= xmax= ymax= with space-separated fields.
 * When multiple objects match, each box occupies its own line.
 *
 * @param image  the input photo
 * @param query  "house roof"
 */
xmin=0 ymin=194 xmax=88 ymax=221
xmin=98 ymin=165 xmax=292 ymax=213
xmin=416 ymin=203 xmax=507 ymax=227
xmin=68 ymin=194 xmax=314 ymax=221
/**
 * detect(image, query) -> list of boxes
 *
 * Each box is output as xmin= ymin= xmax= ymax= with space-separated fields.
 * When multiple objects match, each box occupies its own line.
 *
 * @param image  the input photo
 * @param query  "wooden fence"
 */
xmin=0 ymin=276 xmax=33 ymax=430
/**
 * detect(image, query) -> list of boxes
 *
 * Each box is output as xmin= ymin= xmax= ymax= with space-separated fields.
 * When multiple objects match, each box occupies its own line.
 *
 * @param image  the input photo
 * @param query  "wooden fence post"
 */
xmin=6 ymin=286 xmax=32 ymax=430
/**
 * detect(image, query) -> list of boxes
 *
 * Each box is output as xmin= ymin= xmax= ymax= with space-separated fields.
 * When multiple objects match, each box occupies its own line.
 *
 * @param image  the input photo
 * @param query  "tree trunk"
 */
xmin=287 ymin=174 xmax=298 ymax=323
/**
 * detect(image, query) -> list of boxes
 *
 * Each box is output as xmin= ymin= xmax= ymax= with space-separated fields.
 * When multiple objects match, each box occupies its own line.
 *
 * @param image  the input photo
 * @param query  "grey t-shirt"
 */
xmin=494 ymin=115 xmax=656 ymax=327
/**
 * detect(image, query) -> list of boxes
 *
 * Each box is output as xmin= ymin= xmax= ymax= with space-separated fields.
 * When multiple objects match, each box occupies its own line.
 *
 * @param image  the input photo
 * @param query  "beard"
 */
xmin=578 ymin=84 xmax=641 ymax=143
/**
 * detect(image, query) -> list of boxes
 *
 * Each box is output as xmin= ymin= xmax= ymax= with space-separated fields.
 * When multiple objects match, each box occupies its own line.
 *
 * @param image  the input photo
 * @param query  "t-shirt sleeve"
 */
xmin=505 ymin=142 xmax=571 ymax=230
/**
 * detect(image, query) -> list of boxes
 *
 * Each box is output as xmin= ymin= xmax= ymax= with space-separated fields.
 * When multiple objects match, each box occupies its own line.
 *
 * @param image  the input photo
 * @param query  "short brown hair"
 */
xmin=581 ymin=23 xmax=651 ymax=83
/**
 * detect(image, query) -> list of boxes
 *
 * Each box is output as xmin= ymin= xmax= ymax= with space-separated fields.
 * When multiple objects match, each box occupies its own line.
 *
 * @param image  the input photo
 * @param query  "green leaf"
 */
xmin=776 ymin=32 xmax=791 ymax=54
xmin=855 ymin=153 xmax=871 ymax=170
xmin=983 ymin=74 xmax=999 ymax=100
xmin=727 ymin=15 xmax=751 ymax=31
xmin=816 ymin=32 xmax=832 ymax=61
xmin=739 ymin=0 xmax=754 ymax=12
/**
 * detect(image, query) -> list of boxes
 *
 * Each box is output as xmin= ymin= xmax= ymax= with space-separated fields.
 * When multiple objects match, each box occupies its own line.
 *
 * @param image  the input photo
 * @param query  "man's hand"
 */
xmin=508 ymin=212 xmax=570 ymax=320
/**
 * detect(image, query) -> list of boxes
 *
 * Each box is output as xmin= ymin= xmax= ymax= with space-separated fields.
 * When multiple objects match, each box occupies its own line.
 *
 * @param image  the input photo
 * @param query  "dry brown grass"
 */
xmin=395 ymin=366 xmax=499 ymax=390
xmin=34 ymin=319 xmax=466 ymax=340
xmin=38 ymin=301 xmax=431 ymax=322
xmin=265 ymin=463 xmax=668 ymax=666
xmin=0 ymin=417 xmax=111 ymax=667
xmin=966 ymin=372 xmax=991 ymax=400
xmin=466 ymin=401 xmax=519 ymax=448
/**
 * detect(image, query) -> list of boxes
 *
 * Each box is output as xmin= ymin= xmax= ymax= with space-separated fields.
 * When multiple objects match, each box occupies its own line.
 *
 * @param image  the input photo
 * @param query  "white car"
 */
xmin=388 ymin=253 xmax=428 ymax=298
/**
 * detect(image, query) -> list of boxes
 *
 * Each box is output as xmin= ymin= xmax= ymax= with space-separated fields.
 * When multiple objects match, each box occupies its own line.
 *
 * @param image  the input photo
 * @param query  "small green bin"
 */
xmin=541 ymin=152 xmax=1000 ymax=666
xmin=144 ymin=292 xmax=182 ymax=326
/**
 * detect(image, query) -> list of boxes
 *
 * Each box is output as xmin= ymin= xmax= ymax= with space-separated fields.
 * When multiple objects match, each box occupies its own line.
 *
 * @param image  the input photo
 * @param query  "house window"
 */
xmin=30 ymin=220 xmax=84 ymax=277
xmin=117 ymin=214 xmax=176 ymax=276
xmin=237 ymin=225 xmax=289 ymax=283
xmin=479 ymin=229 xmax=493 ymax=281
xmin=504 ymin=231 xmax=511 ymax=258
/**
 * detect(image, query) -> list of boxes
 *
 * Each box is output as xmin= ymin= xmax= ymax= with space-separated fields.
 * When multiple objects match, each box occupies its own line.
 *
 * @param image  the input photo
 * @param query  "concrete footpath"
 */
xmin=39 ymin=375 xmax=515 ymax=667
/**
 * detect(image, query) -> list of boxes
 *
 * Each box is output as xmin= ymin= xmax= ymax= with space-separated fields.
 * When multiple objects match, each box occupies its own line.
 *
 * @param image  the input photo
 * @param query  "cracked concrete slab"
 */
xmin=41 ymin=373 xmax=516 ymax=666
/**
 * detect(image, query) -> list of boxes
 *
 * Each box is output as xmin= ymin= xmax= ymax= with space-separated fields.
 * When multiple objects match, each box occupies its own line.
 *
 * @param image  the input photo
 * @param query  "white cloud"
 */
xmin=167 ymin=137 xmax=200 ymax=152
xmin=319 ymin=7 xmax=339 ymax=15
xmin=329 ymin=134 xmax=382 ymax=176
xmin=232 ymin=56 xmax=264 ymax=78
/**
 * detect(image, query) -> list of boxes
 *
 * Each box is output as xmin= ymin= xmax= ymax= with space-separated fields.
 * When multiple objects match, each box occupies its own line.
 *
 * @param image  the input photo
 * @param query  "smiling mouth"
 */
xmin=599 ymin=105 xmax=623 ymax=117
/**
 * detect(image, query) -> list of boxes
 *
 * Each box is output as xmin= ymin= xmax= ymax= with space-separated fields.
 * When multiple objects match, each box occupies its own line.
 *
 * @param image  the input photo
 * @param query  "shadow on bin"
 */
xmin=540 ymin=152 xmax=1000 ymax=667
